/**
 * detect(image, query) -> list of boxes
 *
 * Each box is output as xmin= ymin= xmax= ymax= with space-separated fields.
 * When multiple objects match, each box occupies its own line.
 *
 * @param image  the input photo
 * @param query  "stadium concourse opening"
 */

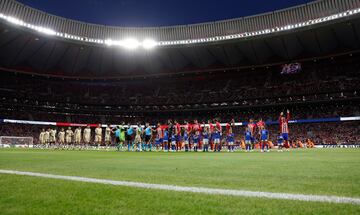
xmin=0 ymin=0 xmax=360 ymax=214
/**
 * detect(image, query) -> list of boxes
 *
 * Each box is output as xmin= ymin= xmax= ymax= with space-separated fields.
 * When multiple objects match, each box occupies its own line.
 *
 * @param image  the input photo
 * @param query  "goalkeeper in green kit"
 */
xmin=113 ymin=124 xmax=126 ymax=151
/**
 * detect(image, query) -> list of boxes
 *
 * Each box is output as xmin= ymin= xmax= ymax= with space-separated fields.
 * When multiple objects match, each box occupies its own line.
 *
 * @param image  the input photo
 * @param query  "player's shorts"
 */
xmin=251 ymin=137 xmax=255 ymax=143
xmin=126 ymin=134 xmax=133 ymax=141
xmin=49 ymin=136 xmax=55 ymax=142
xmin=95 ymin=135 xmax=102 ymax=143
xmin=214 ymin=138 xmax=220 ymax=144
xmin=277 ymin=142 xmax=283 ymax=146
xmin=134 ymin=136 xmax=141 ymax=144
xmin=184 ymin=140 xmax=189 ymax=145
xmin=171 ymin=140 xmax=176 ymax=145
xmin=245 ymin=140 xmax=251 ymax=145
xmin=203 ymin=139 xmax=209 ymax=145
xmin=105 ymin=136 xmax=110 ymax=142
xmin=282 ymin=133 xmax=289 ymax=141
xmin=155 ymin=138 xmax=162 ymax=145
xmin=120 ymin=135 xmax=125 ymax=142
xmin=84 ymin=137 xmax=90 ymax=143
xmin=66 ymin=137 xmax=72 ymax=143
xmin=193 ymin=141 xmax=199 ymax=146
xmin=145 ymin=135 xmax=151 ymax=142
xmin=261 ymin=139 xmax=268 ymax=142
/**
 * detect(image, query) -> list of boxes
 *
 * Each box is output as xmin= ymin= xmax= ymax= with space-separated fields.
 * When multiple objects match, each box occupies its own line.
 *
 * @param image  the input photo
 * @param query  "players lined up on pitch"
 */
xmin=38 ymin=125 xmax=111 ymax=150
xmin=38 ymin=110 xmax=293 ymax=152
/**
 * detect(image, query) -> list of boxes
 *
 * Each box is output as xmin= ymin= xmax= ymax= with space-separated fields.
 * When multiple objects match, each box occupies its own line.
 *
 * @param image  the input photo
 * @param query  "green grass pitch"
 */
xmin=0 ymin=148 xmax=359 ymax=214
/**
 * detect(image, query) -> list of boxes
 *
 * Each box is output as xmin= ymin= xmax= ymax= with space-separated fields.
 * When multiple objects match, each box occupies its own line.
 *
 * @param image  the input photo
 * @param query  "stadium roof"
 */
xmin=0 ymin=0 xmax=360 ymax=78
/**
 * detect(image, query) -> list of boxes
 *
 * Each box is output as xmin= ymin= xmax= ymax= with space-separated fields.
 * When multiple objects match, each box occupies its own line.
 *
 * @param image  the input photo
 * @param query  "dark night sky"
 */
xmin=17 ymin=0 xmax=314 ymax=27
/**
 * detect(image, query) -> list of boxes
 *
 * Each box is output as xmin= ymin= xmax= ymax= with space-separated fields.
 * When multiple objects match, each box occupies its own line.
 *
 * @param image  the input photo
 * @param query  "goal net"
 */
xmin=0 ymin=136 xmax=33 ymax=148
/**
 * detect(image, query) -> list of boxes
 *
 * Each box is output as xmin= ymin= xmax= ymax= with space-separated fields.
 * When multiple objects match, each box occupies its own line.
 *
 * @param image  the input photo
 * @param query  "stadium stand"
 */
xmin=0 ymin=0 xmax=359 ymax=147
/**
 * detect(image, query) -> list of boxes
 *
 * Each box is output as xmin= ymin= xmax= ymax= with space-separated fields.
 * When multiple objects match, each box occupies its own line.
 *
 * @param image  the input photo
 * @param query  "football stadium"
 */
xmin=0 ymin=0 xmax=360 ymax=214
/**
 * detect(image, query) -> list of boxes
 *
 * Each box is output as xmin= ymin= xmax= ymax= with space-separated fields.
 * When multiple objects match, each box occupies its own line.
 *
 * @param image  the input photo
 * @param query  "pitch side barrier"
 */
xmin=1 ymin=116 xmax=359 ymax=128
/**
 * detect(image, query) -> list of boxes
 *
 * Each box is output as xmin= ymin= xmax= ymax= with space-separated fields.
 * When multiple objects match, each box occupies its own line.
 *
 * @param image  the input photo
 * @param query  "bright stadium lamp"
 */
xmin=105 ymin=39 xmax=123 ymax=47
xmin=35 ymin=26 xmax=56 ymax=35
xmin=6 ymin=16 xmax=24 ymax=26
xmin=142 ymin=39 xmax=157 ymax=49
xmin=121 ymin=38 xmax=140 ymax=50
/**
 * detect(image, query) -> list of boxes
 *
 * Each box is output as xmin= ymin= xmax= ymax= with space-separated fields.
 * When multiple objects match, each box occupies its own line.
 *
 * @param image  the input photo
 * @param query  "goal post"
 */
xmin=0 ymin=136 xmax=33 ymax=148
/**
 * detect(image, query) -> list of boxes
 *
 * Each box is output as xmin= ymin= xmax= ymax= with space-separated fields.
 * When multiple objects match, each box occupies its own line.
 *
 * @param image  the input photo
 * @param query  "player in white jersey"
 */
xmin=44 ymin=129 xmax=50 ymax=148
xmin=104 ymin=125 xmax=112 ymax=148
xmin=95 ymin=124 xmax=102 ymax=150
xmin=65 ymin=127 xmax=73 ymax=148
xmin=134 ymin=124 xmax=143 ymax=152
xmin=58 ymin=128 xmax=65 ymax=149
xmin=38 ymin=129 xmax=45 ymax=148
xmin=73 ymin=127 xmax=81 ymax=149
xmin=50 ymin=128 xmax=57 ymax=148
xmin=83 ymin=126 xmax=91 ymax=149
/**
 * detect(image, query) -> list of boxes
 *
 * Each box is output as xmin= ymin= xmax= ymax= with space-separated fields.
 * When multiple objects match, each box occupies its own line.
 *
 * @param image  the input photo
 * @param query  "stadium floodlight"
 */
xmin=121 ymin=38 xmax=140 ymax=50
xmin=6 ymin=16 xmax=24 ymax=26
xmin=142 ymin=39 xmax=157 ymax=49
xmin=34 ymin=26 xmax=56 ymax=35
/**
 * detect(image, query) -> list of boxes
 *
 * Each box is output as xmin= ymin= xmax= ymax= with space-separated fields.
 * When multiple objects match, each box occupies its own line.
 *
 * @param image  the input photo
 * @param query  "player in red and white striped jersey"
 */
xmin=174 ymin=120 xmax=181 ymax=151
xmin=279 ymin=110 xmax=291 ymax=149
xmin=208 ymin=119 xmax=215 ymax=151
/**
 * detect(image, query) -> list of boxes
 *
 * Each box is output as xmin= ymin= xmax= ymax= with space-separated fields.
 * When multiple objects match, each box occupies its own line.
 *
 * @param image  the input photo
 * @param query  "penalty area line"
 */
xmin=0 ymin=169 xmax=359 ymax=205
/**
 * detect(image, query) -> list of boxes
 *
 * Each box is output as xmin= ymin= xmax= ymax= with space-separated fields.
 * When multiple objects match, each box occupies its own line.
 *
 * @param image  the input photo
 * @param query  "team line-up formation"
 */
xmin=39 ymin=110 xmax=310 ymax=152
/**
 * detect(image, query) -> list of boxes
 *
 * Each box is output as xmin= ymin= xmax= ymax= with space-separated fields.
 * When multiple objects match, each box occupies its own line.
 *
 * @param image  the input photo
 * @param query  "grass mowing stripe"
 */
xmin=1 ymin=169 xmax=359 ymax=205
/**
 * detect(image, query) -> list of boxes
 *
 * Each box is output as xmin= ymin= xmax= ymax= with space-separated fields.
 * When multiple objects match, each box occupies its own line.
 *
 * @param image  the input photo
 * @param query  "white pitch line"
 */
xmin=0 ymin=169 xmax=359 ymax=205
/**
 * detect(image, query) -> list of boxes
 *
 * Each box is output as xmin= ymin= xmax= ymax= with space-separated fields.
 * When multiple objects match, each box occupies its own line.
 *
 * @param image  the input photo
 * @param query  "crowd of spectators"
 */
xmin=0 ymin=55 xmax=359 ymax=110
xmin=0 ymin=55 xmax=359 ymax=146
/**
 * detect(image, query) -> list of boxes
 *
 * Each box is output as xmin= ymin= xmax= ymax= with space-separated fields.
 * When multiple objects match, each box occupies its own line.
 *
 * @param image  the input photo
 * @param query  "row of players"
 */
xmin=38 ymin=110 xmax=292 ymax=152
xmin=39 ymin=125 xmax=111 ymax=149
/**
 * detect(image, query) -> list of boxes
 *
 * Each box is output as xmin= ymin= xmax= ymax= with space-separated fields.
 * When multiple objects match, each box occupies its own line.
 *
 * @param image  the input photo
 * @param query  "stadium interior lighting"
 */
xmin=104 ymin=39 xmax=114 ymax=46
xmin=34 ymin=26 xmax=56 ymax=35
xmin=0 ymin=8 xmax=360 ymax=48
xmin=142 ymin=39 xmax=157 ymax=49
xmin=6 ymin=16 xmax=24 ymax=26
xmin=121 ymin=38 xmax=140 ymax=50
